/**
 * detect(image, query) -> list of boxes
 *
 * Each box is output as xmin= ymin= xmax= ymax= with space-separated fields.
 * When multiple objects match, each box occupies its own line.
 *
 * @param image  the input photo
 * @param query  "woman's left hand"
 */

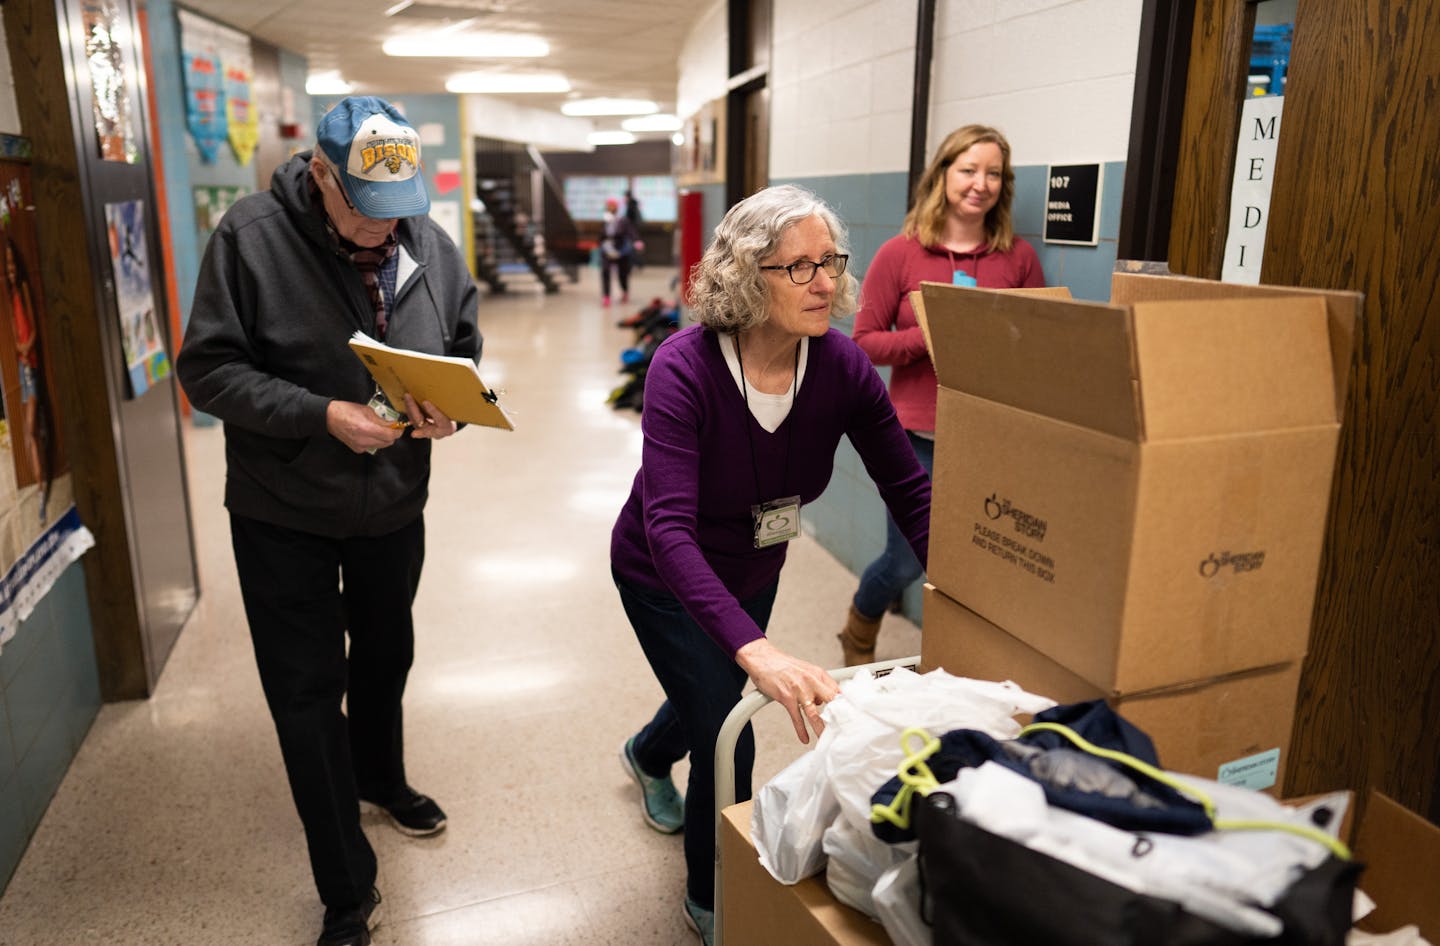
xmin=403 ymin=393 xmax=458 ymax=440
xmin=735 ymin=637 xmax=842 ymax=745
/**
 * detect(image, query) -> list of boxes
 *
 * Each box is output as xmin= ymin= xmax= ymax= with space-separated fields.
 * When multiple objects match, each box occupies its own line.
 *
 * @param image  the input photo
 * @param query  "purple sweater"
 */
xmin=611 ymin=325 xmax=931 ymax=656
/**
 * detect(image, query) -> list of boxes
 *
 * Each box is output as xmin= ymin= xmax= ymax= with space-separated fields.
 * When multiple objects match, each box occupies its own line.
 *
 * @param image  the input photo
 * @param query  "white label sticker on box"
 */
xmin=1217 ymin=748 xmax=1280 ymax=791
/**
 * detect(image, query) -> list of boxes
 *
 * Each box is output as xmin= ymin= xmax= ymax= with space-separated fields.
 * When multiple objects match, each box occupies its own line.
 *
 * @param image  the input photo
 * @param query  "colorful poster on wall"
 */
xmin=178 ymin=8 xmax=228 ymax=163
xmin=193 ymin=185 xmax=249 ymax=249
xmin=220 ymin=28 xmax=257 ymax=165
xmin=103 ymin=200 xmax=171 ymax=397
xmin=0 ymin=157 xmax=94 ymax=655
xmin=80 ymin=0 xmax=139 ymax=163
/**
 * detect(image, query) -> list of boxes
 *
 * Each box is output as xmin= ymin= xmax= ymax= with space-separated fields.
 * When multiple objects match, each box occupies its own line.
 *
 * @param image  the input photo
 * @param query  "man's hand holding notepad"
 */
xmin=348 ymin=331 xmax=515 ymax=431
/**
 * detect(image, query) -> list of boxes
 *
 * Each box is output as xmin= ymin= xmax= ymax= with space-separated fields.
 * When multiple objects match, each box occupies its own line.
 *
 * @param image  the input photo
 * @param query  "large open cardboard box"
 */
xmin=915 ymin=272 xmax=1361 ymax=692
xmin=718 ymin=790 xmax=1439 ymax=946
xmin=1351 ymin=791 xmax=1440 ymax=939
xmin=920 ymin=583 xmax=1299 ymax=790
xmin=720 ymin=801 xmax=891 ymax=946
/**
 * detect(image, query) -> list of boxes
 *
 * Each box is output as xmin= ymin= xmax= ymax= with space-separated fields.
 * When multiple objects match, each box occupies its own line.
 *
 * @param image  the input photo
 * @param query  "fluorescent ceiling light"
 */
xmin=588 ymin=131 xmax=637 ymax=146
xmin=383 ymin=33 xmax=549 ymax=58
xmin=621 ymin=114 xmax=682 ymax=132
xmin=306 ymin=72 xmax=353 ymax=95
xmin=562 ymin=98 xmax=657 ymax=117
xmin=446 ymin=72 xmax=571 ymax=94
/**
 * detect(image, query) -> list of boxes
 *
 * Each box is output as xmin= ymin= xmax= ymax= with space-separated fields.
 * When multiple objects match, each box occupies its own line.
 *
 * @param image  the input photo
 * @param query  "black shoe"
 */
xmin=361 ymin=786 xmax=447 ymax=837
xmin=317 ymin=887 xmax=382 ymax=946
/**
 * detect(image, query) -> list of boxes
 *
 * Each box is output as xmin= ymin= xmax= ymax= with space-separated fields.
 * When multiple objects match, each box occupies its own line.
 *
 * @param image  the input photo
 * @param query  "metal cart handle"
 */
xmin=713 ymin=654 xmax=920 ymax=946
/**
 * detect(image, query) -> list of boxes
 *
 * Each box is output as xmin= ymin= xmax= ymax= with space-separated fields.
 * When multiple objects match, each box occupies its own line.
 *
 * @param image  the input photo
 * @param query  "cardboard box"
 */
xmin=915 ymin=272 xmax=1360 ymax=692
xmin=720 ymin=801 xmax=891 ymax=946
xmin=920 ymin=583 xmax=1300 ymax=790
xmin=1352 ymin=791 xmax=1440 ymax=939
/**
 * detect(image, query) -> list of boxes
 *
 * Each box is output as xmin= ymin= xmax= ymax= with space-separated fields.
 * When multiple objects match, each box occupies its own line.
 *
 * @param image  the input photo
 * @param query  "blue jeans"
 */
xmin=853 ymin=431 xmax=934 ymax=619
xmin=615 ymin=570 xmax=779 ymax=910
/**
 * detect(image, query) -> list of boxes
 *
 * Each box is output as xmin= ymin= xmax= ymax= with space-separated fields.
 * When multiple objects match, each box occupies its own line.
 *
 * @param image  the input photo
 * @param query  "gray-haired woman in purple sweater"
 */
xmin=611 ymin=184 xmax=931 ymax=943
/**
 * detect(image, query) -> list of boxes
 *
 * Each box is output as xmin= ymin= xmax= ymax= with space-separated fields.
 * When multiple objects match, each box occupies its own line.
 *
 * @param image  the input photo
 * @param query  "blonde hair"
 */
xmin=903 ymin=125 xmax=1017 ymax=252
xmin=687 ymin=185 xmax=858 ymax=332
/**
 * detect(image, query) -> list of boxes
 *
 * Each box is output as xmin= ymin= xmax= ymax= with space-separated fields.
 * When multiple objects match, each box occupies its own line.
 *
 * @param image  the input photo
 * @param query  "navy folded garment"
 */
xmin=870 ymin=700 xmax=1212 ymax=843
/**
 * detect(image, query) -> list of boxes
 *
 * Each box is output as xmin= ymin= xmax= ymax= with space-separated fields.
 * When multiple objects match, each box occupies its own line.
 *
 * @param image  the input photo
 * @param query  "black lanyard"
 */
xmin=734 ymin=334 xmax=799 ymax=505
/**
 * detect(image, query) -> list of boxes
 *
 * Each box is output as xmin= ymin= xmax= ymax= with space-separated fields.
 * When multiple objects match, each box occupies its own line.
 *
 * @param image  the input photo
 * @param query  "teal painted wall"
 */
xmin=0 ymin=564 xmax=100 ymax=890
xmin=772 ymin=162 xmax=1124 ymax=622
xmin=150 ymin=4 xmax=311 ymax=426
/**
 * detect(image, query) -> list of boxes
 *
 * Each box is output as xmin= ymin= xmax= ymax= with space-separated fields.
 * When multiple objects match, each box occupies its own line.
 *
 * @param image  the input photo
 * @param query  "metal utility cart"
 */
xmin=713 ymin=656 xmax=921 ymax=946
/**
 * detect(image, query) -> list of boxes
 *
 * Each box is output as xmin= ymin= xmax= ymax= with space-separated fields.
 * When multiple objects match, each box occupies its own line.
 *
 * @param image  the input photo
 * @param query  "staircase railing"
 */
xmin=471 ymin=138 xmax=583 ymax=294
xmin=526 ymin=145 xmax=584 ymax=282
xmin=475 ymin=176 xmax=560 ymax=293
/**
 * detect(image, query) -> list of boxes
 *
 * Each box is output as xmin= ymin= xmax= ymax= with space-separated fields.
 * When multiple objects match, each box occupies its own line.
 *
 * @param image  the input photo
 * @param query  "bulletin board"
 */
xmin=0 ymin=157 xmax=95 ymax=653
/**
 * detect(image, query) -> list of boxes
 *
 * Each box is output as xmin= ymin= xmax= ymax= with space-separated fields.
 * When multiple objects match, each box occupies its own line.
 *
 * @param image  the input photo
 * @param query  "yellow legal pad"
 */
xmin=348 ymin=331 xmax=514 ymax=431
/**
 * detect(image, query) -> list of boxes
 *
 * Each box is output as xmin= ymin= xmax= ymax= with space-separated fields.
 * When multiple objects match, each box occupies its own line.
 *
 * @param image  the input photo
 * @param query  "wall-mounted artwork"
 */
xmin=103 ymin=199 xmax=171 ymax=397
xmin=0 ymin=156 xmax=94 ymax=654
xmin=220 ymin=28 xmax=257 ymax=165
xmin=80 ymin=0 xmax=139 ymax=163
xmin=177 ymin=8 xmax=228 ymax=163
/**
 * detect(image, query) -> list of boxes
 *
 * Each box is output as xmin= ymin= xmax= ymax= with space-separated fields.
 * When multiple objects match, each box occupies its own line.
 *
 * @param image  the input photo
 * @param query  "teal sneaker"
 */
xmin=682 ymin=897 xmax=714 ymax=946
xmin=620 ymin=736 xmax=684 ymax=834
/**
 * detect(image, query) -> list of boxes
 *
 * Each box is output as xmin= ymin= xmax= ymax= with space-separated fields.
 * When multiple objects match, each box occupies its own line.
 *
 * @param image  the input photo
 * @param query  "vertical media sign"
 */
xmin=1043 ymin=163 xmax=1101 ymax=245
xmin=1222 ymin=94 xmax=1284 ymax=284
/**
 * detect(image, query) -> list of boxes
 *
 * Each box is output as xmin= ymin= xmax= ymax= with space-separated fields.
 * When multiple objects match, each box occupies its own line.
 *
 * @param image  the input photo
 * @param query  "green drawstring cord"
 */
xmin=869 ymin=727 xmax=942 ymax=830
xmin=1019 ymin=721 xmax=1351 ymax=860
xmin=1020 ymin=721 xmax=1218 ymax=816
xmin=863 ymin=721 xmax=1350 ymax=859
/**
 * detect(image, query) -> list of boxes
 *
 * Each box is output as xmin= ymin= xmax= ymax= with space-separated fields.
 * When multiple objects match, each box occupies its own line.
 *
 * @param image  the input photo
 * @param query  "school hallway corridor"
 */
xmin=0 ymin=265 xmax=920 ymax=945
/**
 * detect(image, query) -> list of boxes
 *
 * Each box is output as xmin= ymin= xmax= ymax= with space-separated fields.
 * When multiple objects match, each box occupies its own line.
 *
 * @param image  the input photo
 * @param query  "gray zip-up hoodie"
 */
xmin=176 ymin=152 xmax=481 ymax=538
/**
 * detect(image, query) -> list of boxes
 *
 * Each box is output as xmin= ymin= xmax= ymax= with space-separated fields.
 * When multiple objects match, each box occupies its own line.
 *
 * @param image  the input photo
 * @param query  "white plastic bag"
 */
xmin=825 ymin=668 xmax=1054 ymax=834
xmin=872 ymin=856 xmax=929 ymax=946
xmin=751 ymin=728 xmax=838 ymax=883
xmin=754 ymin=668 xmax=1052 ymax=887
xmin=822 ymin=814 xmax=915 ymax=918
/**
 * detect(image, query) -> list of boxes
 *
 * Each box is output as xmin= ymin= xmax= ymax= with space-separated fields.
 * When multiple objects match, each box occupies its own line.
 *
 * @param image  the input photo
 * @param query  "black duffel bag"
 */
xmin=914 ymin=790 xmax=1361 ymax=946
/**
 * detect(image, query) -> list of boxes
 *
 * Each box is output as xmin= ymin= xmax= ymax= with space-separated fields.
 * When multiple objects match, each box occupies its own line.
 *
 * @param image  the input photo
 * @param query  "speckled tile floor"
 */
xmin=0 ymin=268 xmax=919 ymax=945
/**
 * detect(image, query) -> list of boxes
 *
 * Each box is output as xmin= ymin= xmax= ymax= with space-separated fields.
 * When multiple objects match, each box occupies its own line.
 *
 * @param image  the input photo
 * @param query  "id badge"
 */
xmin=364 ymin=386 xmax=405 ymax=455
xmin=752 ymin=496 xmax=802 ymax=548
xmin=366 ymin=385 xmax=404 ymax=424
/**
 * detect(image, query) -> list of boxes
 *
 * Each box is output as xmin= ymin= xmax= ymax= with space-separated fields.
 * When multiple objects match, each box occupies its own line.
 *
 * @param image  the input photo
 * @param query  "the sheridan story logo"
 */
xmin=1200 ymin=550 xmax=1266 ymax=577
xmin=984 ymin=493 xmax=1048 ymax=540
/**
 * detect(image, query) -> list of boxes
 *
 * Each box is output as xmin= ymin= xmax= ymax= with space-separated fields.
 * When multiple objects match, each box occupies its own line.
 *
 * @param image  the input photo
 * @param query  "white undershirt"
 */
xmin=719 ymin=334 xmax=810 ymax=433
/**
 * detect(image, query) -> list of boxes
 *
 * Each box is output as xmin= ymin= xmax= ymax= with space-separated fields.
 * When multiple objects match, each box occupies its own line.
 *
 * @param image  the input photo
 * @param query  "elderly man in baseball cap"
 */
xmin=178 ymin=96 xmax=482 ymax=946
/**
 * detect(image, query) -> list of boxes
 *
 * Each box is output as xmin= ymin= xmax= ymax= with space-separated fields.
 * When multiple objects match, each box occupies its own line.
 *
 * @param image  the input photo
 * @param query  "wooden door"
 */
xmin=1168 ymin=0 xmax=1440 ymax=821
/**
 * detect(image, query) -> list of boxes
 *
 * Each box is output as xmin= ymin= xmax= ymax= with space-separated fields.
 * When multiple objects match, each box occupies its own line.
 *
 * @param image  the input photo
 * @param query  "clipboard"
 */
xmin=348 ymin=331 xmax=514 ymax=431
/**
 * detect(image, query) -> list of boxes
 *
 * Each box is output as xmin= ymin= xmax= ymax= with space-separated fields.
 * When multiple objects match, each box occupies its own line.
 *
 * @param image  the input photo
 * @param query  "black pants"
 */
xmin=601 ymin=255 xmax=632 ymax=298
xmin=229 ymin=512 xmax=425 ymax=910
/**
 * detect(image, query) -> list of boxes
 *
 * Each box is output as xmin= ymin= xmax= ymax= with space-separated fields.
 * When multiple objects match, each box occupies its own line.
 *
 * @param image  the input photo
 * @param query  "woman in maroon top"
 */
xmin=840 ymin=124 xmax=1045 ymax=665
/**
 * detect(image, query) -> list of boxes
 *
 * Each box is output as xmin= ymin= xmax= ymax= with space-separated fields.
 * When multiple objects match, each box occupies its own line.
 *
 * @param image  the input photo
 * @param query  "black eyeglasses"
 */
xmin=759 ymin=253 xmax=849 ymax=285
xmin=326 ymin=165 xmax=360 ymax=216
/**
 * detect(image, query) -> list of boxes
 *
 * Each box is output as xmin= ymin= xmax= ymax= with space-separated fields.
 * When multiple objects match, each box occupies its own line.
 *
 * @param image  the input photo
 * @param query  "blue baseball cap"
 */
xmin=316 ymin=96 xmax=430 ymax=219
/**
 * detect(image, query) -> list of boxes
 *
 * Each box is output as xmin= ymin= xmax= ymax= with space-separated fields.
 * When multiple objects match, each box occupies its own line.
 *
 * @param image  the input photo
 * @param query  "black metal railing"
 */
xmin=471 ymin=137 xmax=582 ymax=293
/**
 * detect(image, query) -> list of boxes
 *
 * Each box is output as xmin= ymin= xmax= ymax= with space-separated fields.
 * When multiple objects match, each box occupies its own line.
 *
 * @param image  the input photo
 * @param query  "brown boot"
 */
xmin=838 ymin=604 xmax=882 ymax=667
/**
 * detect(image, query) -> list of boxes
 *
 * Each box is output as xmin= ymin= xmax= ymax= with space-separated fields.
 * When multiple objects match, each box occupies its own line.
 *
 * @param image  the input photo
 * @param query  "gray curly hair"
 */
xmin=687 ymin=184 xmax=858 ymax=332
